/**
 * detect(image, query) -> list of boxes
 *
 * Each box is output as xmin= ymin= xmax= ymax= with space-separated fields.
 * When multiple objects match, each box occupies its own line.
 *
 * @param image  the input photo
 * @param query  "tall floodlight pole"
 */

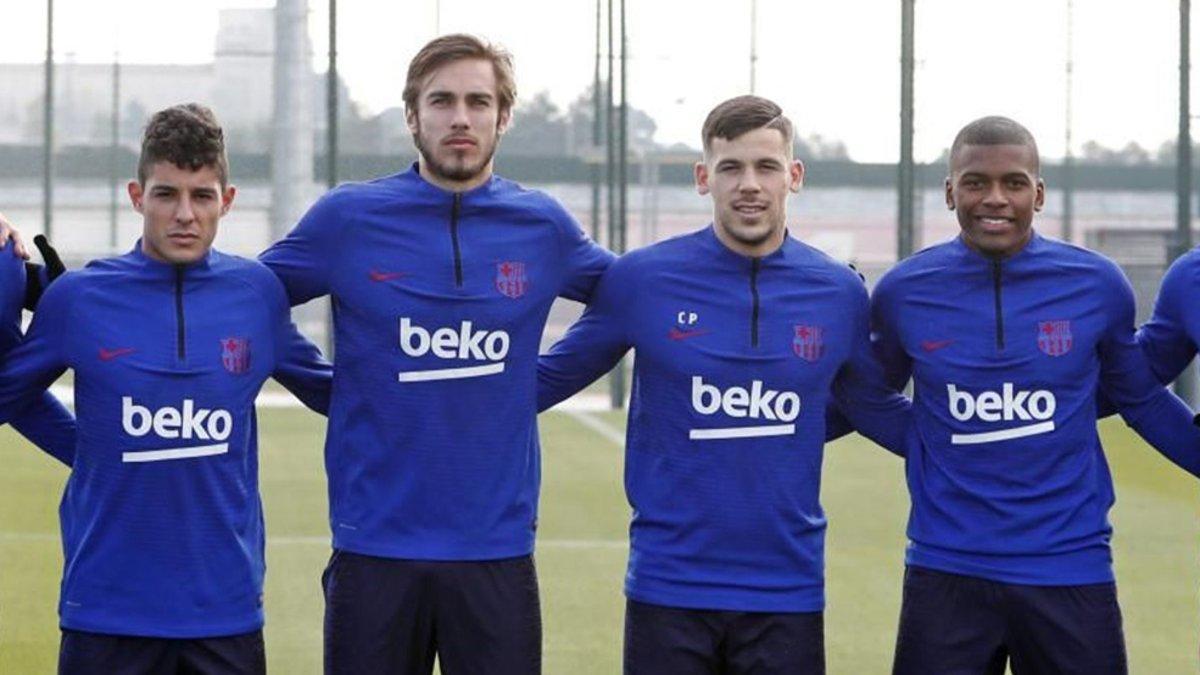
xmin=591 ymin=0 xmax=602 ymax=241
xmin=1178 ymin=0 xmax=1198 ymax=405
xmin=618 ymin=0 xmax=628 ymax=257
xmin=327 ymin=0 xmax=338 ymax=188
xmin=271 ymin=0 xmax=315 ymax=241
xmin=1062 ymin=0 xmax=1074 ymax=243
xmin=606 ymin=0 xmax=616 ymax=254
xmin=1178 ymin=0 xmax=1193 ymax=261
xmin=898 ymin=0 xmax=915 ymax=260
xmin=109 ymin=52 xmax=120 ymax=251
xmin=43 ymin=0 xmax=55 ymax=238
xmin=749 ymin=0 xmax=758 ymax=93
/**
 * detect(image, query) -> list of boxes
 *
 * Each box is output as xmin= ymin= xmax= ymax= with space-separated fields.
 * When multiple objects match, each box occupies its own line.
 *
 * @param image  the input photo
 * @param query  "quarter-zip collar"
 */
xmin=698 ymin=223 xmax=800 ymax=270
xmin=128 ymin=239 xmax=216 ymax=276
xmin=400 ymin=162 xmax=500 ymax=202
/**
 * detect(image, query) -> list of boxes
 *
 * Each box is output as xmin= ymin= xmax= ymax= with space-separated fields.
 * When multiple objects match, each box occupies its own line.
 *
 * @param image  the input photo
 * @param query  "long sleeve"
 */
xmin=554 ymin=203 xmax=616 ymax=303
xmin=259 ymin=189 xmax=345 ymax=306
xmin=538 ymin=262 xmax=631 ymax=412
xmin=271 ymin=297 xmax=333 ymax=416
xmin=1099 ymin=264 xmax=1200 ymax=477
xmin=0 ymin=275 xmax=73 ymax=428
xmin=1136 ymin=250 xmax=1199 ymax=385
xmin=11 ymin=395 xmax=76 ymax=466
xmin=829 ymin=283 xmax=912 ymax=456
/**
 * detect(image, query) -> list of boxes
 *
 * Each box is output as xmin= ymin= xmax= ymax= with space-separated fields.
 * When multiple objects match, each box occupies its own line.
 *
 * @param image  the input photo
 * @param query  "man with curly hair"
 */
xmin=0 ymin=103 xmax=333 ymax=675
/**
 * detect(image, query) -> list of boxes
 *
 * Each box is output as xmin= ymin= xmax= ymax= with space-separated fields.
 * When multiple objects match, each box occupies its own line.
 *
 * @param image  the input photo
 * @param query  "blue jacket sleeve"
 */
xmin=267 ymin=275 xmax=333 ymax=415
xmin=259 ymin=190 xmax=344 ymax=306
xmin=11 ymin=395 xmax=76 ymax=467
xmin=828 ymin=282 xmax=912 ymax=456
xmin=1098 ymin=263 xmax=1200 ymax=477
xmin=537 ymin=261 xmax=631 ymax=412
xmin=1136 ymin=251 xmax=1199 ymax=385
xmin=0 ymin=274 xmax=73 ymax=430
xmin=553 ymin=202 xmax=616 ymax=304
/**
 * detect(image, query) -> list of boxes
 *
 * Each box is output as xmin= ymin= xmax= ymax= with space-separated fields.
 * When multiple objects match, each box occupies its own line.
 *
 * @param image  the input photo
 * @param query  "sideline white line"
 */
xmin=561 ymin=409 xmax=625 ymax=447
xmin=0 ymin=531 xmax=625 ymax=549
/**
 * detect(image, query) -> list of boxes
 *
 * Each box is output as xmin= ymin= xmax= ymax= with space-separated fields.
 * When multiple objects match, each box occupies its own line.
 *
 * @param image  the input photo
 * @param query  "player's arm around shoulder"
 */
xmin=1137 ymin=247 xmax=1200 ymax=386
xmin=828 ymin=268 xmax=913 ymax=457
xmin=0 ymin=271 xmax=80 ymax=426
xmin=1093 ymin=255 xmax=1200 ymax=477
xmin=537 ymin=252 xmax=637 ymax=413
xmin=542 ymin=193 xmax=615 ymax=304
xmin=244 ymin=260 xmax=333 ymax=416
xmin=258 ymin=184 xmax=357 ymax=306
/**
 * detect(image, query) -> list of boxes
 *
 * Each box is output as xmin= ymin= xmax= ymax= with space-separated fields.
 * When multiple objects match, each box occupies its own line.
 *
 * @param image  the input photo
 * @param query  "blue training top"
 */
xmin=1137 ymin=246 xmax=1200 ymax=387
xmin=0 ymin=245 xmax=331 ymax=638
xmin=0 ymin=248 xmax=75 ymax=464
xmin=259 ymin=164 xmax=614 ymax=561
xmin=538 ymin=226 xmax=912 ymax=612
xmin=872 ymin=233 xmax=1200 ymax=586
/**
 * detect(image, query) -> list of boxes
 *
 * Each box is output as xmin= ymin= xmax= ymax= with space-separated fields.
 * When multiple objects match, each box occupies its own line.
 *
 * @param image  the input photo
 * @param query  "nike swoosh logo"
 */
xmin=668 ymin=328 xmax=710 ymax=341
xmin=369 ymin=270 xmax=408 ymax=282
xmin=99 ymin=347 xmax=136 ymax=361
xmin=920 ymin=339 xmax=954 ymax=352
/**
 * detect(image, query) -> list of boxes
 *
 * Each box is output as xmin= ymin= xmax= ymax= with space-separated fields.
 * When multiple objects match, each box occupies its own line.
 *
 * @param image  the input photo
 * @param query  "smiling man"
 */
xmin=259 ymin=34 xmax=612 ymax=674
xmin=0 ymin=104 xmax=332 ymax=675
xmin=873 ymin=116 xmax=1200 ymax=675
xmin=537 ymin=95 xmax=913 ymax=674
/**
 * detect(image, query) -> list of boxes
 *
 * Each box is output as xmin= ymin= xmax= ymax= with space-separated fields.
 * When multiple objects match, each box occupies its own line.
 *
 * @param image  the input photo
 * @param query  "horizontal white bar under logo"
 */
xmin=397 ymin=362 xmax=505 ymax=383
xmin=951 ymin=421 xmax=1056 ymax=445
xmin=122 ymin=443 xmax=230 ymax=463
xmin=689 ymin=424 xmax=795 ymax=440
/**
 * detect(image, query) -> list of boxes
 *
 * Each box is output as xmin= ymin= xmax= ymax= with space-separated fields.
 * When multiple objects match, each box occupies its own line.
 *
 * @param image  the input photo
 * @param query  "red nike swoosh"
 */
xmin=668 ymin=327 xmax=710 ymax=341
xmin=920 ymin=339 xmax=954 ymax=352
xmin=98 ymin=347 xmax=135 ymax=361
xmin=369 ymin=270 xmax=408 ymax=282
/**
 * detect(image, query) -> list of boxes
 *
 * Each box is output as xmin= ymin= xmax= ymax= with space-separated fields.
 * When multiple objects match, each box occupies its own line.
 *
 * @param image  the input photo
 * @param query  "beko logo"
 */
xmin=120 ymin=397 xmax=233 ymax=463
xmin=689 ymin=376 xmax=801 ymax=440
xmin=398 ymin=317 xmax=510 ymax=382
xmin=946 ymin=383 xmax=1057 ymax=445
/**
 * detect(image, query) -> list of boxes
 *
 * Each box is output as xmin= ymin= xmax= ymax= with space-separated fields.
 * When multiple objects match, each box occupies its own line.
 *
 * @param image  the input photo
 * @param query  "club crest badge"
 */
xmin=495 ymin=261 xmax=528 ymax=299
xmin=1037 ymin=320 xmax=1073 ymax=357
xmin=793 ymin=325 xmax=824 ymax=362
xmin=221 ymin=337 xmax=251 ymax=374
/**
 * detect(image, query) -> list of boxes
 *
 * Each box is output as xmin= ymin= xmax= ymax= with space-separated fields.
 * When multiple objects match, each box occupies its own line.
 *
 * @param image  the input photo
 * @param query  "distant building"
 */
xmin=0 ymin=8 xmax=393 ymax=153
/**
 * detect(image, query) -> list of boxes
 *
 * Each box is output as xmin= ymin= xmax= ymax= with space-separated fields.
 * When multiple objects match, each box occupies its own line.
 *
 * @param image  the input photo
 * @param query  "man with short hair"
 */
xmin=260 ymin=34 xmax=612 ymax=674
xmin=536 ymin=95 xmax=913 ymax=674
xmin=0 ymin=103 xmax=331 ymax=675
xmin=874 ymin=116 xmax=1200 ymax=675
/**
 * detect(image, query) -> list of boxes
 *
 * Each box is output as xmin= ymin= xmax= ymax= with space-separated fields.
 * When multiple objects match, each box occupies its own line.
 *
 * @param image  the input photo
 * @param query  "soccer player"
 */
xmin=259 ymin=34 xmax=613 ymax=674
xmin=536 ymin=95 xmax=912 ymax=674
xmin=0 ymin=103 xmax=332 ymax=675
xmin=0 ymin=238 xmax=75 ymax=465
xmin=874 ymin=116 xmax=1200 ymax=675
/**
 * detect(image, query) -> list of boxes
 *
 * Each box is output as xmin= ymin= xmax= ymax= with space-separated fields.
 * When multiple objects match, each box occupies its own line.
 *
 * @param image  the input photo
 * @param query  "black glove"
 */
xmin=23 ymin=235 xmax=67 ymax=311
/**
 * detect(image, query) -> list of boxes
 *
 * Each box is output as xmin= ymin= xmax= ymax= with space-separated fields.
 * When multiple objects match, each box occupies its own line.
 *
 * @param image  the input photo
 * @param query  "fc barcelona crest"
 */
xmin=1037 ymin=320 xmax=1073 ymax=357
xmin=495 ymin=261 xmax=529 ymax=299
xmin=221 ymin=337 xmax=251 ymax=374
xmin=793 ymin=325 xmax=824 ymax=362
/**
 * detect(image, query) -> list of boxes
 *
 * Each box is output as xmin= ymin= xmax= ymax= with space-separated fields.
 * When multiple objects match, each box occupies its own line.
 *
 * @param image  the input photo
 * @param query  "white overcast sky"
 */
xmin=0 ymin=0 xmax=1189 ymax=162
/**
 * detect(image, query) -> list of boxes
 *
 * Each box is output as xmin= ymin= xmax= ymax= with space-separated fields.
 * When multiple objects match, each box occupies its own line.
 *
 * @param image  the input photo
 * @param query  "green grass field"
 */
xmin=2 ymin=409 xmax=1198 ymax=673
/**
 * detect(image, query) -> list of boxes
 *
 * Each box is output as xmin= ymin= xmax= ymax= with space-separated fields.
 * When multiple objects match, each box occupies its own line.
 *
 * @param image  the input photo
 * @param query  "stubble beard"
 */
xmin=413 ymin=124 xmax=499 ymax=185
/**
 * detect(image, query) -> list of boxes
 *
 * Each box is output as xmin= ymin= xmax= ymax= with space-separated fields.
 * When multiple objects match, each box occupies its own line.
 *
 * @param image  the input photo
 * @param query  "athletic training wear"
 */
xmin=0 ymin=248 xmax=75 ymax=465
xmin=538 ymin=226 xmax=912 ymax=613
xmin=891 ymin=566 xmax=1126 ymax=675
xmin=322 ymin=551 xmax=541 ymax=675
xmin=624 ymin=599 xmax=825 ymax=675
xmin=872 ymin=233 xmax=1200 ymax=586
xmin=259 ymin=164 xmax=613 ymax=561
xmin=59 ymin=628 xmax=265 ymax=675
xmin=1137 ymin=246 xmax=1200 ymax=386
xmin=0 ymin=245 xmax=332 ymax=638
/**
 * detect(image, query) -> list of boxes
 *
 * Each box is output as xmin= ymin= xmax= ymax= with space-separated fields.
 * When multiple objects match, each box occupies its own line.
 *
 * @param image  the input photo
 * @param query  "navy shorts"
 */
xmin=322 ymin=549 xmax=541 ymax=675
xmin=58 ymin=628 xmax=264 ymax=675
xmin=623 ymin=598 xmax=825 ymax=675
xmin=892 ymin=565 xmax=1127 ymax=675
